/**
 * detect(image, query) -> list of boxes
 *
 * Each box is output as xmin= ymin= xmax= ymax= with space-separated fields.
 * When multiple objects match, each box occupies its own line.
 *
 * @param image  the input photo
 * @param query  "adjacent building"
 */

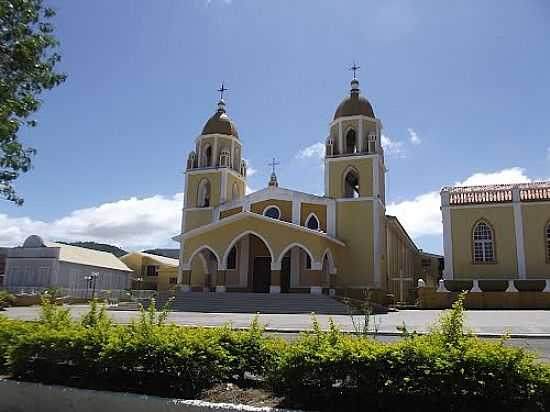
xmin=4 ymin=235 xmax=133 ymax=293
xmin=120 ymin=252 xmax=179 ymax=291
xmin=440 ymin=183 xmax=550 ymax=292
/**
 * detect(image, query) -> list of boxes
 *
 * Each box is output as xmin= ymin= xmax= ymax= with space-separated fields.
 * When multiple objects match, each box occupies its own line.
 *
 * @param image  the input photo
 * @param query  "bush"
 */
xmin=268 ymin=295 xmax=550 ymax=411
xmin=0 ymin=296 xmax=549 ymax=411
xmin=0 ymin=290 xmax=16 ymax=310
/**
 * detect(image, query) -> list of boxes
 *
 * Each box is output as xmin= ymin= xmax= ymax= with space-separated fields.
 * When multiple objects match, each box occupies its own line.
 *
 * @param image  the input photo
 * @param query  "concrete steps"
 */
xmin=156 ymin=291 xmax=353 ymax=315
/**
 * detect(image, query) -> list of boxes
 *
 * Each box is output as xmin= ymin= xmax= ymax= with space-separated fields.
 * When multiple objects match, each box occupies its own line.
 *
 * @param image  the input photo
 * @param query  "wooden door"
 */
xmin=253 ymin=257 xmax=271 ymax=293
xmin=281 ymin=256 xmax=291 ymax=293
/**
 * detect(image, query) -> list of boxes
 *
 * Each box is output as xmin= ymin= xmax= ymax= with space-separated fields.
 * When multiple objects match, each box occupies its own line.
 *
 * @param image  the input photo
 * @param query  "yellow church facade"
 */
xmin=173 ymin=77 xmax=440 ymax=303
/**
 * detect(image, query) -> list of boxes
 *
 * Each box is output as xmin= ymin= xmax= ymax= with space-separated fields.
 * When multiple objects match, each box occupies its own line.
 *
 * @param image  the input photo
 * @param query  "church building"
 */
xmin=173 ymin=75 xmax=440 ymax=303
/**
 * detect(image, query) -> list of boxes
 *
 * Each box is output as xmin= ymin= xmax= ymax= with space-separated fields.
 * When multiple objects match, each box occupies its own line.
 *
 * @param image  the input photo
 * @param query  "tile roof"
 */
xmin=442 ymin=181 xmax=550 ymax=205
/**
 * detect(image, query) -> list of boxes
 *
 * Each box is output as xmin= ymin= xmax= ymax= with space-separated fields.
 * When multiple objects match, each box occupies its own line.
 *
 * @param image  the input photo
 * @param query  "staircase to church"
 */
xmin=156 ymin=291 xmax=353 ymax=314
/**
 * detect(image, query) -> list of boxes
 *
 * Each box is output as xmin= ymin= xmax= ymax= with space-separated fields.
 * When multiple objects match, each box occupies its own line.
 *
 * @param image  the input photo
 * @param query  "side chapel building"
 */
xmin=173 ymin=76 xmax=440 ymax=302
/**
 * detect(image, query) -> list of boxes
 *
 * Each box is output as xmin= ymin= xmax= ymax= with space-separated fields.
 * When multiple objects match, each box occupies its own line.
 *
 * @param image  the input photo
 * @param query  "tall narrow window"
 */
xmin=344 ymin=169 xmax=360 ymax=198
xmin=473 ymin=221 xmax=495 ymax=263
xmin=546 ymin=223 xmax=550 ymax=262
xmin=197 ymin=179 xmax=211 ymax=208
xmin=227 ymin=246 xmax=237 ymax=270
xmin=346 ymin=129 xmax=357 ymax=154
xmin=202 ymin=145 xmax=213 ymax=167
xmin=306 ymin=214 xmax=320 ymax=230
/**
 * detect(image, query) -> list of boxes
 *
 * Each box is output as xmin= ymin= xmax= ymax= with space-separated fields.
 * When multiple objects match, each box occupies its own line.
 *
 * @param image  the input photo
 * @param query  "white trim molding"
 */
xmin=292 ymin=200 xmax=301 ymax=225
xmin=512 ymin=187 xmax=527 ymax=279
xmin=441 ymin=190 xmax=454 ymax=280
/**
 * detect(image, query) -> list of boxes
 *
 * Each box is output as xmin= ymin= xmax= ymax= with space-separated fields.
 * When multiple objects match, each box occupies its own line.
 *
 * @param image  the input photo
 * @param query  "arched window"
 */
xmin=197 ymin=179 xmax=211 ymax=208
xmin=546 ymin=223 xmax=550 ymax=262
xmin=306 ymin=214 xmax=320 ymax=230
xmin=264 ymin=206 xmax=280 ymax=219
xmin=202 ymin=144 xmax=212 ymax=167
xmin=232 ymin=183 xmax=240 ymax=200
xmin=473 ymin=221 xmax=495 ymax=263
xmin=227 ymin=246 xmax=237 ymax=270
xmin=343 ymin=169 xmax=360 ymax=198
xmin=219 ymin=149 xmax=230 ymax=167
xmin=346 ymin=129 xmax=357 ymax=154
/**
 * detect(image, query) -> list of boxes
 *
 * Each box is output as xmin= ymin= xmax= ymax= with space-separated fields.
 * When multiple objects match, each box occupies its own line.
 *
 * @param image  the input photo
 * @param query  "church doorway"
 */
xmin=280 ymin=256 xmax=291 ymax=293
xmin=253 ymin=257 xmax=271 ymax=293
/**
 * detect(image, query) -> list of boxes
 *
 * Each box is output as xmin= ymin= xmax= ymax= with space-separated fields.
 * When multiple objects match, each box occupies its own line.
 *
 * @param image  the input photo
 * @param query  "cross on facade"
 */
xmin=217 ymin=81 xmax=228 ymax=100
xmin=268 ymin=157 xmax=280 ymax=175
xmin=349 ymin=62 xmax=360 ymax=79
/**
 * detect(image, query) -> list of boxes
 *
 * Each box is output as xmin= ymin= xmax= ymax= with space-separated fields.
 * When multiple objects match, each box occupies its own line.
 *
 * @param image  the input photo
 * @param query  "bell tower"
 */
xmin=182 ymin=84 xmax=247 ymax=234
xmin=324 ymin=69 xmax=387 ymax=289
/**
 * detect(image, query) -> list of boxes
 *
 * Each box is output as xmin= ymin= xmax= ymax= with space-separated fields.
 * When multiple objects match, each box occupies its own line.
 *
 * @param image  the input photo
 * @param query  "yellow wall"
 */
xmin=300 ymin=203 xmax=327 ymax=231
xmin=327 ymin=158 xmax=373 ymax=198
xmin=250 ymin=199 xmax=293 ymax=223
xmin=451 ymin=206 xmax=518 ymax=279
xmin=182 ymin=215 xmax=345 ymax=272
xmin=186 ymin=172 xmax=221 ymax=208
xmin=335 ymin=201 xmax=373 ymax=286
xmin=184 ymin=208 xmax=213 ymax=232
xmin=522 ymin=203 xmax=550 ymax=277
xmin=119 ymin=254 xmax=178 ymax=291
xmin=227 ymin=172 xmax=245 ymax=202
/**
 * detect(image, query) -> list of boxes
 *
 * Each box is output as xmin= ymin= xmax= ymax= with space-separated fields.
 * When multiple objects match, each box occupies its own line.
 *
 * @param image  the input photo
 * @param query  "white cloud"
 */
xmin=456 ymin=167 xmax=530 ymax=186
xmin=387 ymin=167 xmax=532 ymax=239
xmin=0 ymin=193 xmax=184 ymax=250
xmin=381 ymin=134 xmax=404 ymax=157
xmin=245 ymin=185 xmax=254 ymax=195
xmin=296 ymin=142 xmax=325 ymax=160
xmin=408 ymin=128 xmax=421 ymax=145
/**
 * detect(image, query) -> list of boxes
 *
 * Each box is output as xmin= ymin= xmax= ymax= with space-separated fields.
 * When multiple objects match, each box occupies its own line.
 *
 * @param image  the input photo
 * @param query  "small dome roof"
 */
xmin=333 ymin=79 xmax=375 ymax=120
xmin=201 ymin=100 xmax=239 ymax=138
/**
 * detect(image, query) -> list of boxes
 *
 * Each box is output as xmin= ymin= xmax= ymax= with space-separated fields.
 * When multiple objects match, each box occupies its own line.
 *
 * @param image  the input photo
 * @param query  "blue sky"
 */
xmin=1 ymin=0 xmax=549 ymax=252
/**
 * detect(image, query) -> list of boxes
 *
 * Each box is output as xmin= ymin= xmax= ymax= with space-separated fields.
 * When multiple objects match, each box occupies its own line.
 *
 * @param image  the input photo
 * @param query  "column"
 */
xmin=290 ymin=247 xmax=300 ymax=288
xmin=470 ymin=279 xmax=482 ymax=293
xmin=505 ymin=279 xmax=519 ymax=293
xmin=239 ymin=237 xmax=249 ymax=287
xmin=512 ymin=187 xmax=527 ymax=279
xmin=179 ymin=270 xmax=191 ymax=292
xmin=270 ymin=270 xmax=281 ymax=294
xmin=441 ymin=190 xmax=454 ymax=280
xmin=216 ymin=270 xmax=226 ymax=293
xmin=309 ymin=270 xmax=322 ymax=295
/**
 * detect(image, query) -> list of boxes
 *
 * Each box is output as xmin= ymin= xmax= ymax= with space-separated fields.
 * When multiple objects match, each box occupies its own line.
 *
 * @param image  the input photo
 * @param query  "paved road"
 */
xmin=3 ymin=305 xmax=550 ymax=335
xmin=3 ymin=305 xmax=550 ymax=361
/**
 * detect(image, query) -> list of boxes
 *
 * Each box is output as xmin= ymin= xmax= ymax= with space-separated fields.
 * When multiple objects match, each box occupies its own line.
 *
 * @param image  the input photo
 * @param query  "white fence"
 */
xmin=2 ymin=287 xmax=157 ymax=302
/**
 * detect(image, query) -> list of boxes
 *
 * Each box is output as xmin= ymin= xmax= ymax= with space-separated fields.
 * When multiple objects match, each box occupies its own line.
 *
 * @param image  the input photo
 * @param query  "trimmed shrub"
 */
xmin=0 ymin=290 xmax=15 ymax=310
xmin=0 ymin=295 xmax=549 ymax=411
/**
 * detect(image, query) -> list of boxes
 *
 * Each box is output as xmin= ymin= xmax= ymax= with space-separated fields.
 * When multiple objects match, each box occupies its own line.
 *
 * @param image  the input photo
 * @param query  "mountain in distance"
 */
xmin=57 ymin=241 xmax=128 ymax=257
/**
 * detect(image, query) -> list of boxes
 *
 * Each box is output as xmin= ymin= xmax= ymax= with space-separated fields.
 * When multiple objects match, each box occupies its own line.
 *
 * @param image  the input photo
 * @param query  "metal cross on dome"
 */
xmin=268 ymin=157 xmax=280 ymax=175
xmin=349 ymin=62 xmax=360 ymax=79
xmin=217 ymin=81 xmax=228 ymax=100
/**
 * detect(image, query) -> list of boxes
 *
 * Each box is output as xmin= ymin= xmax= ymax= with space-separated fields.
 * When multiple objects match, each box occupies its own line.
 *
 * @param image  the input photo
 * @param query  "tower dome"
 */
xmin=333 ymin=78 xmax=375 ymax=120
xmin=201 ymin=99 xmax=239 ymax=138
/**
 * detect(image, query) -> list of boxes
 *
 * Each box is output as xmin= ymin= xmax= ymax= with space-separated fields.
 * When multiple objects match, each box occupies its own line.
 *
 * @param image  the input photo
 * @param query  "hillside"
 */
xmin=142 ymin=248 xmax=179 ymax=259
xmin=57 ymin=241 xmax=128 ymax=257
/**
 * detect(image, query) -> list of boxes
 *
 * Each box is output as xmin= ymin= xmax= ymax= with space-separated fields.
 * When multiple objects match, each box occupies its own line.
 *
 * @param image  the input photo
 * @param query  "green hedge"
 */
xmin=0 ymin=297 xmax=549 ymax=411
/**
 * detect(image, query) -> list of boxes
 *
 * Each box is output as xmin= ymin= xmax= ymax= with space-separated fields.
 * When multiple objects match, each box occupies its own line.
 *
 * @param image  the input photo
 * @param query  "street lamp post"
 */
xmin=84 ymin=272 xmax=99 ymax=301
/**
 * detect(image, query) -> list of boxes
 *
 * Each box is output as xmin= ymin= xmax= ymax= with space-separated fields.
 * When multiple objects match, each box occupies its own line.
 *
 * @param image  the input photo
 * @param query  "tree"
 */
xmin=0 ymin=0 xmax=66 ymax=205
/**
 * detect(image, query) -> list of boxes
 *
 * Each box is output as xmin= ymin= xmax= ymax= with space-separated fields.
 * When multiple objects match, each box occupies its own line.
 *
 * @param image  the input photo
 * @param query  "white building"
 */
xmin=5 ymin=235 xmax=132 ymax=294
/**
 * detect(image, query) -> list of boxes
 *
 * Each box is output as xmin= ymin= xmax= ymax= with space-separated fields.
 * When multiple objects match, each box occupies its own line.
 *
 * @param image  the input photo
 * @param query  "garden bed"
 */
xmin=0 ymin=295 xmax=549 ymax=411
